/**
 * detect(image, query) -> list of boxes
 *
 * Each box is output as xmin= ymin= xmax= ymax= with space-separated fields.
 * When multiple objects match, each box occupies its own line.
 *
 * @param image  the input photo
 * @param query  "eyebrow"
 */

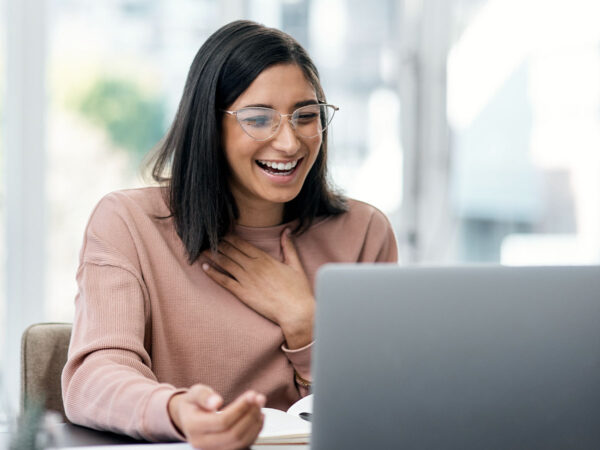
xmin=241 ymin=99 xmax=320 ymax=109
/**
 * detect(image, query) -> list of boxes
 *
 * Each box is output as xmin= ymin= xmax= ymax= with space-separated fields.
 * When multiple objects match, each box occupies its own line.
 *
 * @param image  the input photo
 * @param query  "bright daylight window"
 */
xmin=0 ymin=0 xmax=8 ymax=427
xmin=46 ymin=0 xmax=220 ymax=321
xmin=0 ymin=0 xmax=6 ymax=365
xmin=447 ymin=0 xmax=600 ymax=264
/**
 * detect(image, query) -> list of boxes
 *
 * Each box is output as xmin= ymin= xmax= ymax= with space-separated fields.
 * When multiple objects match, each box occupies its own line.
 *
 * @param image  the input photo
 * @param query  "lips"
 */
xmin=256 ymin=158 xmax=302 ymax=176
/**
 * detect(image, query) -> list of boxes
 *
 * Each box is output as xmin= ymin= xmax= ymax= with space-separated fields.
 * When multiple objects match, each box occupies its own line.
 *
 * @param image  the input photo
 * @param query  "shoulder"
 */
xmin=315 ymin=198 xmax=393 ymax=233
xmin=91 ymin=186 xmax=169 ymax=222
xmin=301 ymin=198 xmax=397 ymax=263
xmin=81 ymin=186 xmax=171 ymax=267
xmin=346 ymin=198 xmax=390 ymax=224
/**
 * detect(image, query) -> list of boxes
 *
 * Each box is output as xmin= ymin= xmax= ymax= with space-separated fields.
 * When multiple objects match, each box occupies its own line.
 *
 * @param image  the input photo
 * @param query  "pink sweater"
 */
xmin=61 ymin=187 xmax=398 ymax=441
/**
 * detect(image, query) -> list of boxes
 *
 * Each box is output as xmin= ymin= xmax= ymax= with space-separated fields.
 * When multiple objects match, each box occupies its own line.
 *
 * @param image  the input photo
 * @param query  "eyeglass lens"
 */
xmin=235 ymin=104 xmax=336 ymax=141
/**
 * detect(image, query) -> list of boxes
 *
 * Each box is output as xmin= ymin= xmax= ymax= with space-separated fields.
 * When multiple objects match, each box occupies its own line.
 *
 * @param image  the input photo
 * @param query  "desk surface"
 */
xmin=2 ymin=423 xmax=309 ymax=449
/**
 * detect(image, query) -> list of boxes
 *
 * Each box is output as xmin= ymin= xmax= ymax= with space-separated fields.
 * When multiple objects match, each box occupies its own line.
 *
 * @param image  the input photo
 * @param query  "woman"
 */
xmin=62 ymin=20 xmax=397 ymax=449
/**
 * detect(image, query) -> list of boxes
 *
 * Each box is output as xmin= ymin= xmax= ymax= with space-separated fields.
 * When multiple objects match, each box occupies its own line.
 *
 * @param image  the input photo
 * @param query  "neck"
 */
xmin=236 ymin=201 xmax=285 ymax=227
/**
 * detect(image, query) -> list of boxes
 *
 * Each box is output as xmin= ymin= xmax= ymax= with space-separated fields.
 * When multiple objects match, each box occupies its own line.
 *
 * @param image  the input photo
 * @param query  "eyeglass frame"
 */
xmin=221 ymin=102 xmax=339 ymax=142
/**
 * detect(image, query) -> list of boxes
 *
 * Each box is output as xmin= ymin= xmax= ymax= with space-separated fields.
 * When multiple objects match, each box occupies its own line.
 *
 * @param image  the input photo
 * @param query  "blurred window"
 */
xmin=0 ymin=0 xmax=5 ymax=365
xmin=47 ymin=0 xmax=220 ymax=321
xmin=447 ymin=0 xmax=600 ymax=264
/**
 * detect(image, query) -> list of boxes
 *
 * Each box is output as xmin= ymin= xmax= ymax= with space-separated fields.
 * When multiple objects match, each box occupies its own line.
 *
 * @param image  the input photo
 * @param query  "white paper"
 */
xmin=285 ymin=394 xmax=313 ymax=418
xmin=259 ymin=408 xmax=311 ymax=439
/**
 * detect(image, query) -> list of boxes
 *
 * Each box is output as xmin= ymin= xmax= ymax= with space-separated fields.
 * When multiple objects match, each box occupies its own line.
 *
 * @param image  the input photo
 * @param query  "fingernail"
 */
xmin=285 ymin=228 xmax=291 ymax=236
xmin=202 ymin=263 xmax=209 ymax=271
xmin=256 ymin=394 xmax=266 ymax=407
xmin=246 ymin=391 xmax=256 ymax=403
xmin=207 ymin=395 xmax=220 ymax=409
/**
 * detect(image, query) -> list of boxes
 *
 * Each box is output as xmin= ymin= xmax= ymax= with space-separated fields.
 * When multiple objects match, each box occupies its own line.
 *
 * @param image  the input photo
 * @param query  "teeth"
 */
xmin=256 ymin=159 xmax=301 ymax=176
xmin=258 ymin=159 xmax=299 ymax=170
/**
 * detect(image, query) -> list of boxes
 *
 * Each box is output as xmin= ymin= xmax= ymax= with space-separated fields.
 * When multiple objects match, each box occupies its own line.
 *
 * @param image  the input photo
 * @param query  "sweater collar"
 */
xmin=233 ymin=219 xmax=300 ymax=242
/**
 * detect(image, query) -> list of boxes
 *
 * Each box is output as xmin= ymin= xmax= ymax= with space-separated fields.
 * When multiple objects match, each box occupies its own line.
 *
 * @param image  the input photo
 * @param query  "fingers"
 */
xmin=208 ymin=391 xmax=265 ymax=433
xmin=202 ymin=262 xmax=241 ymax=296
xmin=220 ymin=238 xmax=256 ymax=260
xmin=184 ymin=390 xmax=266 ymax=450
xmin=204 ymin=249 xmax=245 ymax=278
xmin=202 ymin=391 xmax=265 ymax=434
xmin=189 ymin=384 xmax=223 ymax=411
xmin=212 ymin=402 xmax=264 ymax=449
xmin=193 ymin=406 xmax=264 ymax=450
xmin=202 ymin=238 xmax=264 ymax=277
xmin=222 ymin=235 xmax=263 ymax=258
xmin=203 ymin=237 xmax=275 ymax=288
xmin=281 ymin=228 xmax=303 ymax=270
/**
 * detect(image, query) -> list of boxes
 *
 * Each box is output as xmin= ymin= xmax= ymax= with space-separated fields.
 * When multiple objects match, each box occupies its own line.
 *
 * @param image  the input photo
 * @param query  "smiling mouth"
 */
xmin=256 ymin=158 xmax=303 ymax=176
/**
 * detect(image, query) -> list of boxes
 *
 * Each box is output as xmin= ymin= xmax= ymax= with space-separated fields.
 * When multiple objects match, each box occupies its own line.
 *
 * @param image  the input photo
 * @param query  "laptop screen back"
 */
xmin=311 ymin=265 xmax=600 ymax=450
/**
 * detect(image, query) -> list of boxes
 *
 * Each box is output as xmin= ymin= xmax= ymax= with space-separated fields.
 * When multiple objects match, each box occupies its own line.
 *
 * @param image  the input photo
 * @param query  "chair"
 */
xmin=20 ymin=322 xmax=72 ymax=422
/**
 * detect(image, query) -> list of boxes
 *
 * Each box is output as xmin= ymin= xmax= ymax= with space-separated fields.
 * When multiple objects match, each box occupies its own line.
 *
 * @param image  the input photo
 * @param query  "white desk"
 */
xmin=40 ymin=423 xmax=309 ymax=449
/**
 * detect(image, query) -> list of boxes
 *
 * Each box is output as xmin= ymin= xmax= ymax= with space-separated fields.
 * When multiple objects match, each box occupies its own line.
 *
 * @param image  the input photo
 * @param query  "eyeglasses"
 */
xmin=222 ymin=103 xmax=339 ymax=141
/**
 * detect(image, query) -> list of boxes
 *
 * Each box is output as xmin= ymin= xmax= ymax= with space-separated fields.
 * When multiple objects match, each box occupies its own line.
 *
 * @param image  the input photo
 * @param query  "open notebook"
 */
xmin=256 ymin=394 xmax=312 ymax=445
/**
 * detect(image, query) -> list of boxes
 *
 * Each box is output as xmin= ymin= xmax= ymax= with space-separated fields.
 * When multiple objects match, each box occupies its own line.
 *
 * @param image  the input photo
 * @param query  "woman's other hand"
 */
xmin=202 ymin=228 xmax=315 ymax=349
xmin=168 ymin=384 xmax=265 ymax=449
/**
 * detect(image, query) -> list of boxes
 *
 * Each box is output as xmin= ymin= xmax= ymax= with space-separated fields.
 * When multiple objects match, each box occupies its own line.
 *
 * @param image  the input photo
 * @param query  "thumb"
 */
xmin=189 ymin=384 xmax=223 ymax=411
xmin=281 ymin=228 xmax=303 ymax=270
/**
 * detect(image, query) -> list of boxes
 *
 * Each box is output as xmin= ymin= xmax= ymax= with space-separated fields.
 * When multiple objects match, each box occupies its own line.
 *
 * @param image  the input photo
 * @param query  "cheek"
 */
xmin=225 ymin=147 xmax=256 ymax=176
xmin=222 ymin=122 xmax=259 ymax=171
xmin=307 ymin=138 xmax=322 ymax=164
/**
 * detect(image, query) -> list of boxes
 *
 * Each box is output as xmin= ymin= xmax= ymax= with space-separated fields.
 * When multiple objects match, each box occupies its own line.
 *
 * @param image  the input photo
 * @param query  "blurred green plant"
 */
xmin=75 ymin=77 xmax=166 ymax=162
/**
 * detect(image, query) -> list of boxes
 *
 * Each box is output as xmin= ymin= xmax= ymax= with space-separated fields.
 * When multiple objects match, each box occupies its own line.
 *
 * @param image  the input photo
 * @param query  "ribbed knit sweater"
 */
xmin=61 ymin=187 xmax=398 ymax=441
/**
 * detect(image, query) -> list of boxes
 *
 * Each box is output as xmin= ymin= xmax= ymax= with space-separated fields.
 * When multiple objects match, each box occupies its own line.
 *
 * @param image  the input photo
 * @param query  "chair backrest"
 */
xmin=20 ymin=322 xmax=72 ymax=421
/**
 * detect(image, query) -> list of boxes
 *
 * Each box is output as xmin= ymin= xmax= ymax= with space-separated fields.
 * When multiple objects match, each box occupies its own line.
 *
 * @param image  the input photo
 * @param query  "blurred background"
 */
xmin=1 ymin=0 xmax=599 ymax=415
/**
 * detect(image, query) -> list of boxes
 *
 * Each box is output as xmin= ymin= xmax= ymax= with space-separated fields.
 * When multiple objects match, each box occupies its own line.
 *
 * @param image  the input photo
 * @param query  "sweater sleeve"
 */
xmin=61 ymin=196 xmax=185 ymax=442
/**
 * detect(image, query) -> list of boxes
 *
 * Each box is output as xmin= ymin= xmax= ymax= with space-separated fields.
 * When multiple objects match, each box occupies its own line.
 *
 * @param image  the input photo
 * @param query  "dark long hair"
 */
xmin=149 ymin=20 xmax=346 ymax=264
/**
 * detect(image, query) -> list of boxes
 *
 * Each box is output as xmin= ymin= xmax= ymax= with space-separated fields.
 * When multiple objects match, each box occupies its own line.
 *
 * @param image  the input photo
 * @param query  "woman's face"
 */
xmin=221 ymin=63 xmax=322 ymax=219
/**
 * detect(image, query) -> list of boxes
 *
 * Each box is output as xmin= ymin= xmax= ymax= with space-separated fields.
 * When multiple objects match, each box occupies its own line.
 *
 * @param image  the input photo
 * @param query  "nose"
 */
xmin=271 ymin=117 xmax=301 ymax=154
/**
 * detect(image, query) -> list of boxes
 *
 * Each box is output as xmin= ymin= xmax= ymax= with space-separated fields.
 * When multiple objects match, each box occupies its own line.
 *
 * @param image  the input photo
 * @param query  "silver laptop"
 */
xmin=311 ymin=264 xmax=600 ymax=450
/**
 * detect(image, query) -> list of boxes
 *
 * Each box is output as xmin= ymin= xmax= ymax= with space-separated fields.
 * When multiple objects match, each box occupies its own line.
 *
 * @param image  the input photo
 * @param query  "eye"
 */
xmin=294 ymin=106 xmax=321 ymax=124
xmin=240 ymin=115 xmax=271 ymax=128
xmin=296 ymin=112 xmax=318 ymax=122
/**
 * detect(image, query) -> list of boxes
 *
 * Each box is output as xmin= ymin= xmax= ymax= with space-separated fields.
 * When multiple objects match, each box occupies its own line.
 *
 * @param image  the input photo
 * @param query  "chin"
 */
xmin=269 ymin=194 xmax=300 ymax=205
xmin=265 ymin=189 xmax=303 ymax=205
